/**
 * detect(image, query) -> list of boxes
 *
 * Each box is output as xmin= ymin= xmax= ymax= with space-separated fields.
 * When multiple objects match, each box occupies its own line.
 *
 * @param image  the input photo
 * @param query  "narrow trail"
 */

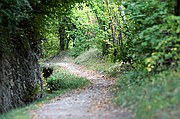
xmin=31 ymin=61 xmax=132 ymax=119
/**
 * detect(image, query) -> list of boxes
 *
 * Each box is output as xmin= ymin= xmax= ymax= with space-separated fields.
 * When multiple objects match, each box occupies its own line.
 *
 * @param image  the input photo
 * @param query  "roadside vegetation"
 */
xmin=45 ymin=66 xmax=89 ymax=91
xmin=74 ymin=49 xmax=180 ymax=119
xmin=114 ymin=65 xmax=180 ymax=119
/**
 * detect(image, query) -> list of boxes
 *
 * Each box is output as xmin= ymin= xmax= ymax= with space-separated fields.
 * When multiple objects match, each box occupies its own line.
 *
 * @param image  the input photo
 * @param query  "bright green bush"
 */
xmin=121 ymin=0 xmax=179 ymax=71
xmin=47 ymin=71 xmax=89 ymax=90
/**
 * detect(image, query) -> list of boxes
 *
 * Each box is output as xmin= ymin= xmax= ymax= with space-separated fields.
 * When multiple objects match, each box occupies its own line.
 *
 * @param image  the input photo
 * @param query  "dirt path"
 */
xmin=31 ymin=62 xmax=132 ymax=119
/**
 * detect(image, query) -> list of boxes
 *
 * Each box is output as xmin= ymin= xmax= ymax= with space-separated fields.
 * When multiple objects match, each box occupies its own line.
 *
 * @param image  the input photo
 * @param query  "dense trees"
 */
xmin=0 ymin=0 xmax=179 ymax=113
xmin=42 ymin=0 xmax=179 ymax=71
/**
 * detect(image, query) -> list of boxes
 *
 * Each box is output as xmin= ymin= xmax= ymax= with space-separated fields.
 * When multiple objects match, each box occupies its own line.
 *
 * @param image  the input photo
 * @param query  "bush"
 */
xmin=121 ymin=0 xmax=180 ymax=72
xmin=47 ymin=71 xmax=89 ymax=91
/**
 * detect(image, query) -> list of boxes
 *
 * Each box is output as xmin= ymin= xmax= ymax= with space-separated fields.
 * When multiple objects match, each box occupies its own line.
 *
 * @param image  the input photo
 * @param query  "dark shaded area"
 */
xmin=42 ymin=67 xmax=53 ymax=78
xmin=0 ymin=49 xmax=42 ymax=113
xmin=175 ymin=0 xmax=180 ymax=16
xmin=0 ymin=0 xmax=42 ymax=113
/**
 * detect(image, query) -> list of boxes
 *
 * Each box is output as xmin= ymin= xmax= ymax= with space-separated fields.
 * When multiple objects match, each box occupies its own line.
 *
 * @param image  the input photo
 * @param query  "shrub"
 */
xmin=46 ymin=71 xmax=89 ymax=91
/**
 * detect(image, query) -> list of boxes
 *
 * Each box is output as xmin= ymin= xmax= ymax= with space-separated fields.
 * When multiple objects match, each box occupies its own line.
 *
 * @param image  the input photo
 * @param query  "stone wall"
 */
xmin=0 ymin=50 xmax=42 ymax=113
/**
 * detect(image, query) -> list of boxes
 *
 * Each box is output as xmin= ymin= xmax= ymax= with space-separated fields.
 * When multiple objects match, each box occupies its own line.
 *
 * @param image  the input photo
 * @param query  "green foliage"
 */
xmin=38 ymin=0 xmax=179 ymax=70
xmin=39 ymin=0 xmax=123 ymax=58
xmin=120 ymin=0 xmax=179 ymax=71
xmin=47 ymin=70 xmax=89 ymax=90
xmin=0 ymin=0 xmax=33 ymax=53
xmin=24 ymin=84 xmax=41 ymax=102
xmin=67 ymin=3 xmax=98 ymax=57
xmin=114 ymin=66 xmax=180 ymax=119
xmin=73 ymin=48 xmax=180 ymax=119
xmin=38 ymin=1 xmax=179 ymax=118
xmin=0 ymin=0 xmax=32 ymax=30
xmin=1 ymin=0 xmax=179 ymax=117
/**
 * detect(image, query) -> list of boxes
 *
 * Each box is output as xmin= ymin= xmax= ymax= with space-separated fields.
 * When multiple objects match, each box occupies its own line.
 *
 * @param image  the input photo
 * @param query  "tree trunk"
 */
xmin=59 ymin=27 xmax=65 ymax=51
xmin=175 ymin=0 xmax=180 ymax=16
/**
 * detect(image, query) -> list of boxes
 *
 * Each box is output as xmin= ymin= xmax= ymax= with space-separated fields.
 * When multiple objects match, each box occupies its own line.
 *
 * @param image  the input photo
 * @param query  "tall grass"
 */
xmin=74 ymin=48 xmax=123 ymax=76
xmin=114 ymin=68 xmax=180 ymax=119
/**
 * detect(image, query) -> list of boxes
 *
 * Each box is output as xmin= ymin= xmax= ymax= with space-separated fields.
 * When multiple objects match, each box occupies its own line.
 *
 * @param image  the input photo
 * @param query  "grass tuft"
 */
xmin=75 ymin=48 xmax=102 ymax=64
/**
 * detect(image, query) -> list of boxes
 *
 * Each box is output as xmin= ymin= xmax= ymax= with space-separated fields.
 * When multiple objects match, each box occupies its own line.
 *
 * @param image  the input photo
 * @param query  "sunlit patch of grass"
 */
xmin=46 ymin=69 xmax=89 ymax=91
xmin=74 ymin=48 xmax=126 ymax=76
xmin=0 ymin=108 xmax=31 ymax=119
xmin=74 ymin=48 xmax=102 ymax=65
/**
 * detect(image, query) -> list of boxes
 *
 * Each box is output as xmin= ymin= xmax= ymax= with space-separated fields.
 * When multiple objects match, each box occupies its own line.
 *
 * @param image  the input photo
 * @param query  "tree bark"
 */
xmin=59 ymin=27 xmax=65 ymax=51
xmin=175 ymin=0 xmax=180 ymax=16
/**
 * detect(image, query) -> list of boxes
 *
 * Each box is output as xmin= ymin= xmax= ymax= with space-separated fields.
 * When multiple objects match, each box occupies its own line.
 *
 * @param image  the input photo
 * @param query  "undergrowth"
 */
xmin=46 ymin=68 xmax=89 ymax=91
xmin=114 ymin=67 xmax=180 ymax=119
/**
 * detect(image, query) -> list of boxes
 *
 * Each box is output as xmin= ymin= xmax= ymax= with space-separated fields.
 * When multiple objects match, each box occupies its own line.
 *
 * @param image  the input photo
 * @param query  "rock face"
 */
xmin=0 ymin=0 xmax=44 ymax=113
xmin=0 ymin=50 xmax=42 ymax=113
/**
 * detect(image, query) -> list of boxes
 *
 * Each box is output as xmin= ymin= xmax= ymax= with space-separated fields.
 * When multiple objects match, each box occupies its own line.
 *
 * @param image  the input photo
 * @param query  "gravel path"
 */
xmin=31 ymin=62 xmax=132 ymax=119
